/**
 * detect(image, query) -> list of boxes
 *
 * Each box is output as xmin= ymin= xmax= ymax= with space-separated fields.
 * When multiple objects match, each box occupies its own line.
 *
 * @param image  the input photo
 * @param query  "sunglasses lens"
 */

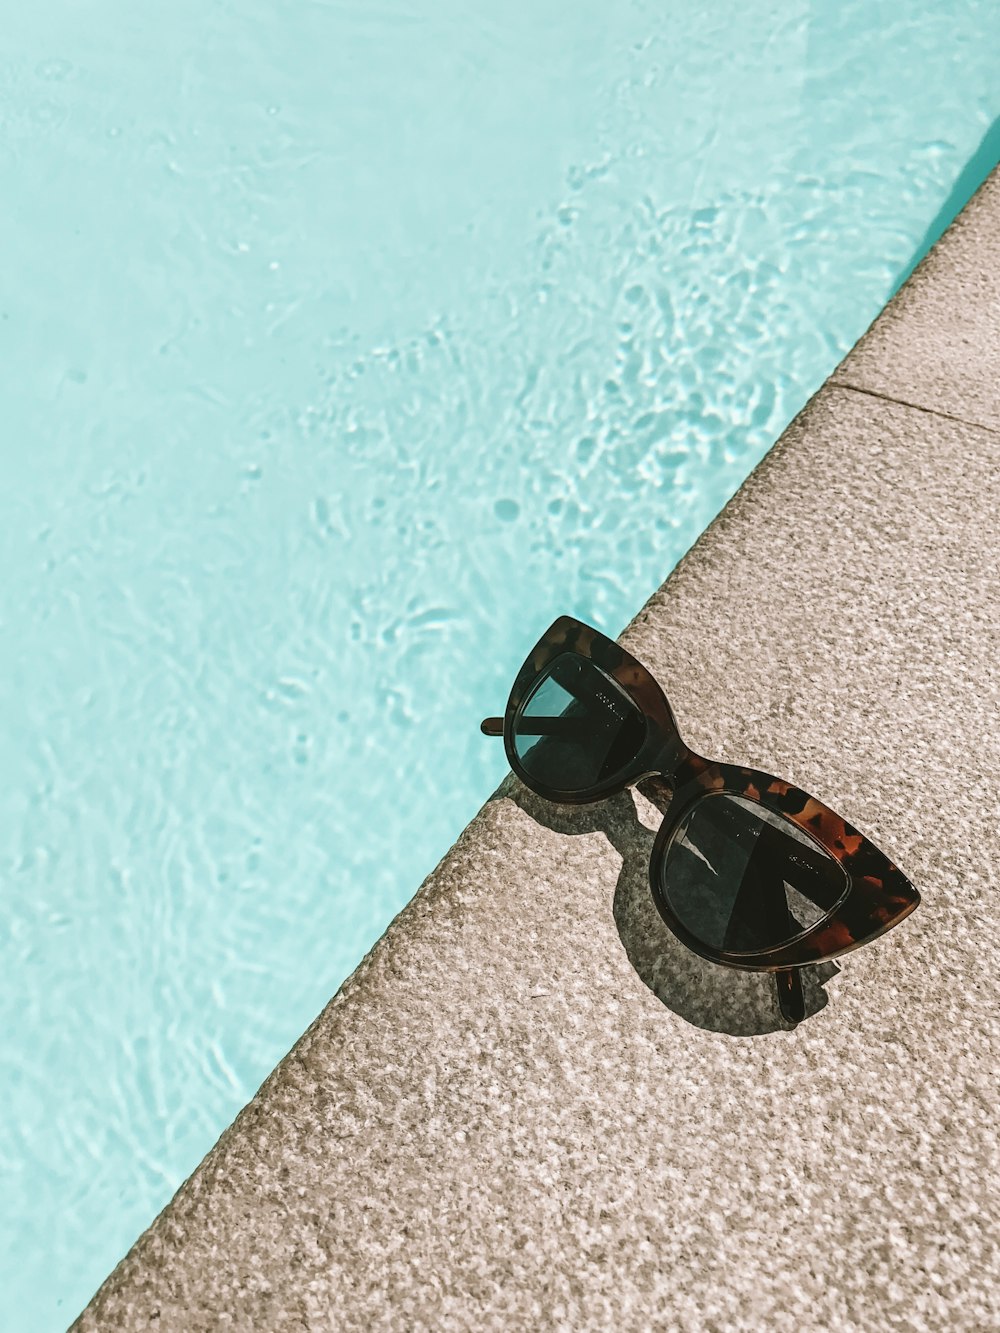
xmin=660 ymin=793 xmax=849 ymax=954
xmin=513 ymin=653 xmax=646 ymax=793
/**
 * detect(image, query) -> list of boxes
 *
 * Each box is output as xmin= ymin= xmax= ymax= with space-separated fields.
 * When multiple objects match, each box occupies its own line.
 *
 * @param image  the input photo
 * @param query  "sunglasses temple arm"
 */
xmin=479 ymin=716 xmax=598 ymax=739
xmin=774 ymin=968 xmax=805 ymax=1025
xmin=745 ymin=824 xmax=810 ymax=1026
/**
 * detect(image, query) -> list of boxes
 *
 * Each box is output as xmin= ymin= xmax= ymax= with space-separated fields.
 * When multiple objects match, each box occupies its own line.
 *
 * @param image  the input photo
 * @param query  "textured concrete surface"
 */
xmin=77 ymin=173 xmax=1000 ymax=1330
xmin=833 ymin=166 xmax=1000 ymax=432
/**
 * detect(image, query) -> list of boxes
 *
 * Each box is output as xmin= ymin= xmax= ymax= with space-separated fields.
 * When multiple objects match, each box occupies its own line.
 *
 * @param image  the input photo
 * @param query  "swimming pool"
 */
xmin=3 ymin=2 xmax=999 ymax=1326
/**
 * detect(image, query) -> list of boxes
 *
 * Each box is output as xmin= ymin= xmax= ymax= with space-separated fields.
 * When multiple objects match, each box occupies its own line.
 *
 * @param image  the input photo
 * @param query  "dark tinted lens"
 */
xmin=660 ymin=793 xmax=849 ymax=954
xmin=513 ymin=653 xmax=646 ymax=793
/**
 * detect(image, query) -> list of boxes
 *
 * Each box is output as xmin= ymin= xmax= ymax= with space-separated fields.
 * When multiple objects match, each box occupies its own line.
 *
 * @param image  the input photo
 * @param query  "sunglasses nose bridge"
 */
xmin=655 ymin=725 xmax=693 ymax=780
xmin=626 ymin=674 xmax=689 ymax=777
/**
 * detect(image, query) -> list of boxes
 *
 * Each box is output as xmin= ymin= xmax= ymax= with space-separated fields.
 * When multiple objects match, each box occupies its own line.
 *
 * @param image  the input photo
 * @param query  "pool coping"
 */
xmin=76 ymin=164 xmax=1000 ymax=1330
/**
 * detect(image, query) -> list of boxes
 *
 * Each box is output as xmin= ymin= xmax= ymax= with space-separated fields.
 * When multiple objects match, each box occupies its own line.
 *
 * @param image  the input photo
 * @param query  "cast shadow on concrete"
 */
xmin=502 ymin=777 xmax=839 ymax=1037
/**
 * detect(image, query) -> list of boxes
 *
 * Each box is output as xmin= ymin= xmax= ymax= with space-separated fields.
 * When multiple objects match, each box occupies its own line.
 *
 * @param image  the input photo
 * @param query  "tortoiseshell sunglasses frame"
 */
xmin=482 ymin=616 xmax=919 ymax=1025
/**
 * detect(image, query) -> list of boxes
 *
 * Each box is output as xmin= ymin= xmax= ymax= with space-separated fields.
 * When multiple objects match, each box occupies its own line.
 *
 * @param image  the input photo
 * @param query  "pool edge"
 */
xmin=74 ymin=162 xmax=1000 ymax=1331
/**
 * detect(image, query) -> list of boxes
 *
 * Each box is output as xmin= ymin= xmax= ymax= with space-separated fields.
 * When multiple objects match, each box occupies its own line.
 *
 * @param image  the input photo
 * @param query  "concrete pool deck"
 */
xmin=76 ymin=167 xmax=1000 ymax=1330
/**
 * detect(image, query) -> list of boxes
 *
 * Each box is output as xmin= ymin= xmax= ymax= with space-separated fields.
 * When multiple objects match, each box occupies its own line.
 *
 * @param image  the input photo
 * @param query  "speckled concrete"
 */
xmin=76 ymin=173 xmax=1000 ymax=1330
xmin=833 ymin=166 xmax=1000 ymax=432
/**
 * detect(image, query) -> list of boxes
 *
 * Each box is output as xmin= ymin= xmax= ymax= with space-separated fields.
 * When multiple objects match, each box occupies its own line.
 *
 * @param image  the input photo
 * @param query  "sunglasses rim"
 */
xmin=502 ymin=614 xmax=685 ymax=804
xmin=648 ymin=764 xmax=920 ymax=971
xmin=503 ymin=615 xmax=920 ymax=972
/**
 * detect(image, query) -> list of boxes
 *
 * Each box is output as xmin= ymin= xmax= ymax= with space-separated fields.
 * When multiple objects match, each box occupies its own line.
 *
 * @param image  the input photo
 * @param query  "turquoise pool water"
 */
xmin=3 ymin=2 xmax=999 ymax=1325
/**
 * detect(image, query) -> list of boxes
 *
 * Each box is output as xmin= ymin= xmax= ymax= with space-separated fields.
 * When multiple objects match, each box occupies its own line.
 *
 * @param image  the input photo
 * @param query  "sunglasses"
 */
xmin=481 ymin=616 xmax=919 ymax=1025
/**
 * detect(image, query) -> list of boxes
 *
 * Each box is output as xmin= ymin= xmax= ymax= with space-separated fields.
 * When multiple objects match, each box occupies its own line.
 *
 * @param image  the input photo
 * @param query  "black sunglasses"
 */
xmin=481 ymin=616 xmax=919 ymax=1025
